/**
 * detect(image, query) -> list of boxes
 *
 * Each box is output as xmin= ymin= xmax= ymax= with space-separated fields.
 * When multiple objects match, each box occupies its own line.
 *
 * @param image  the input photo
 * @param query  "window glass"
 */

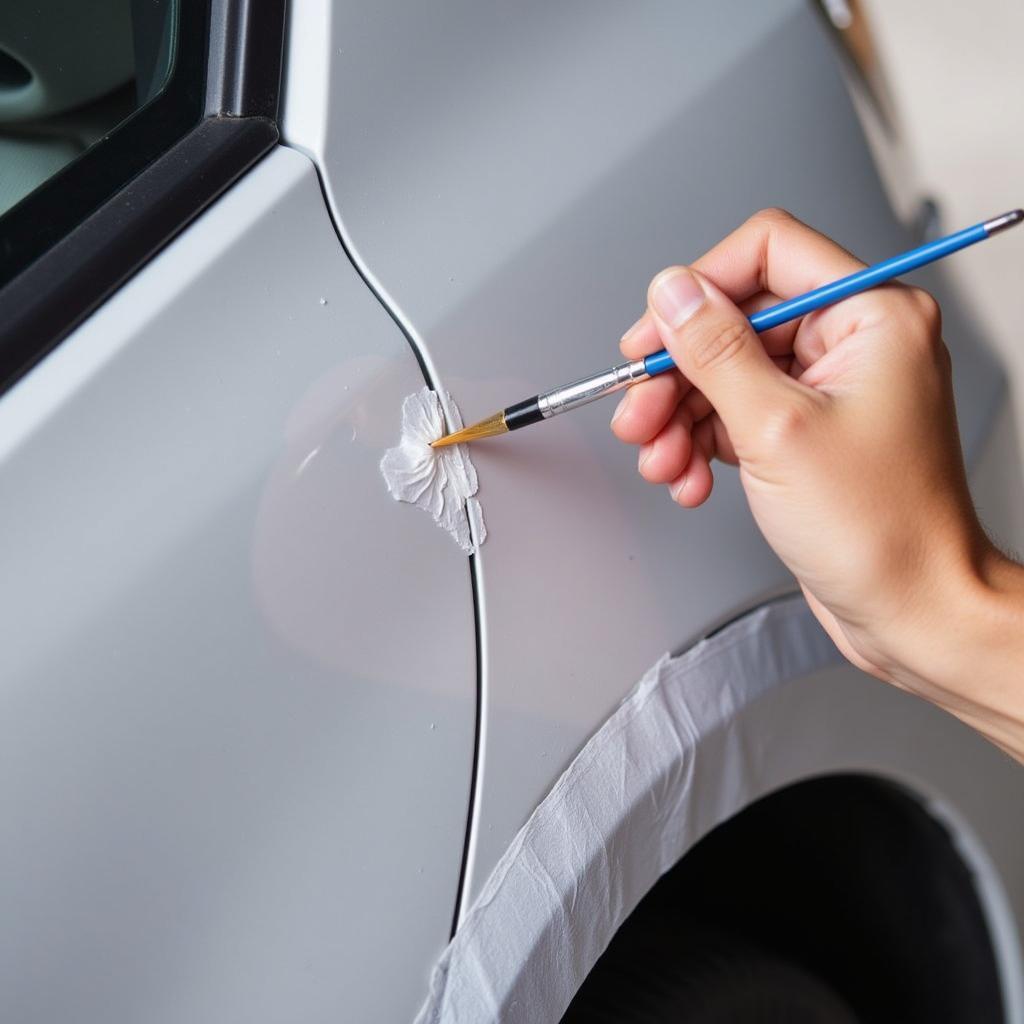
xmin=0 ymin=1 xmax=178 ymax=216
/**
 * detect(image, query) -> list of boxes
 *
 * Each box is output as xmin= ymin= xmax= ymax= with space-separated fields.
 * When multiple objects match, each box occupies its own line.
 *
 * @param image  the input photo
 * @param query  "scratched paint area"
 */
xmin=380 ymin=387 xmax=486 ymax=554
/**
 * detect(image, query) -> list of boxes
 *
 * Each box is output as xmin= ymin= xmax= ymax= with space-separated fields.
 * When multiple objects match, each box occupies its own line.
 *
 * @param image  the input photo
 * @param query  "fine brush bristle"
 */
xmin=430 ymin=411 xmax=508 ymax=448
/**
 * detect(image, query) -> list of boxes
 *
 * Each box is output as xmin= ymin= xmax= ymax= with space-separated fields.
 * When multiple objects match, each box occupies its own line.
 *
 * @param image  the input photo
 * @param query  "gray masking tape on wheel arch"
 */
xmin=414 ymin=594 xmax=842 ymax=1024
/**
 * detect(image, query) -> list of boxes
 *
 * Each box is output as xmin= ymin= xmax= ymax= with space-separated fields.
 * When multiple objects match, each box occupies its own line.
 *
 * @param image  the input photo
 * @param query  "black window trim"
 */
xmin=0 ymin=0 xmax=288 ymax=394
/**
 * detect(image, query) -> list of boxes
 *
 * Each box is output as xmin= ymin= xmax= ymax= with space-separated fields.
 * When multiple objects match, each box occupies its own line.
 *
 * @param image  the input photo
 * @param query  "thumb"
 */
xmin=648 ymin=266 xmax=792 ymax=448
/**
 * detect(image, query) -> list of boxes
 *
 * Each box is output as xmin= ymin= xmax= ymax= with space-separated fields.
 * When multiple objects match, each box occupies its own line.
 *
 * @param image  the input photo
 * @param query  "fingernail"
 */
xmin=611 ymin=390 xmax=631 ymax=425
xmin=669 ymin=477 xmax=687 ymax=502
xmin=652 ymin=269 xmax=705 ymax=329
xmin=638 ymin=443 xmax=652 ymax=470
xmin=620 ymin=316 xmax=644 ymax=345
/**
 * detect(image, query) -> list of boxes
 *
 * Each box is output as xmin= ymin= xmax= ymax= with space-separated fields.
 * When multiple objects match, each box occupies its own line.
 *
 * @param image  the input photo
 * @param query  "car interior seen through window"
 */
xmin=0 ymin=2 xmax=176 ymax=218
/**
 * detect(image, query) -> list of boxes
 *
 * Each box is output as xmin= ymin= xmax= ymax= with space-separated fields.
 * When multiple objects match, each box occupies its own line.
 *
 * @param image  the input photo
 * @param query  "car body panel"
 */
xmin=281 ymin=0 xmax=1004 ymax=913
xmin=2 ymin=3 xmax=1018 ymax=1021
xmin=0 ymin=148 xmax=477 ymax=1023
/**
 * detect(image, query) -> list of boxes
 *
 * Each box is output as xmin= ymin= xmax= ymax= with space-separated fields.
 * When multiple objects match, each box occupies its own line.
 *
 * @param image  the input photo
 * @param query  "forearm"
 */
xmin=888 ymin=547 xmax=1024 ymax=762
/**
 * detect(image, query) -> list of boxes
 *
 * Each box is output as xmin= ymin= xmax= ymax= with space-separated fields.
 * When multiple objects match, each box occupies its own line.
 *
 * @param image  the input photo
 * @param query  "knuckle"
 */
xmin=927 ymin=331 xmax=953 ymax=378
xmin=688 ymin=318 xmax=749 ymax=372
xmin=937 ymin=338 xmax=953 ymax=376
xmin=761 ymin=397 xmax=815 ymax=451
xmin=908 ymin=287 xmax=942 ymax=332
xmin=897 ymin=289 xmax=945 ymax=363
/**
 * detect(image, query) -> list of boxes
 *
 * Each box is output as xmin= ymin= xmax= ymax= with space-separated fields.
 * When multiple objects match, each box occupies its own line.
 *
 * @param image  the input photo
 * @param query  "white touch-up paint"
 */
xmin=380 ymin=387 xmax=486 ymax=554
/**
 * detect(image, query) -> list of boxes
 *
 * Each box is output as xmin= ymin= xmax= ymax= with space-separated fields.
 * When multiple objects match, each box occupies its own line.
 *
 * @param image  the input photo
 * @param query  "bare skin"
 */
xmin=611 ymin=208 xmax=1024 ymax=762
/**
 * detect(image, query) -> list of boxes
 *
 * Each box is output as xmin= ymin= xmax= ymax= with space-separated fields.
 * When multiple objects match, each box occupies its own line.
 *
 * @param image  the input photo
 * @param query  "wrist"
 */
xmin=883 ymin=539 xmax=1024 ymax=714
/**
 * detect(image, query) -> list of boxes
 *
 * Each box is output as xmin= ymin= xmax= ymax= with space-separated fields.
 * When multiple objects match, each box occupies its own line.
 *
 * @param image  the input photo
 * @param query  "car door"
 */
xmin=0 ymin=5 xmax=477 ymax=1022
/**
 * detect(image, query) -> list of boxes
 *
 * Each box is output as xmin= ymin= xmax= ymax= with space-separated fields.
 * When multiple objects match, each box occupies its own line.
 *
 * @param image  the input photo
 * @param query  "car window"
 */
xmin=0 ymin=2 xmax=177 ymax=217
xmin=0 ymin=0 xmax=209 ymax=293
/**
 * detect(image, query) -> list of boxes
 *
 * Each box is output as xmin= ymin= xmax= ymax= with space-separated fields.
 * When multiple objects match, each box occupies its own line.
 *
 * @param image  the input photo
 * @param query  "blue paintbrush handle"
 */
xmin=462 ymin=210 xmax=1022 ymax=445
xmin=641 ymin=216 xmax=1007 ymax=378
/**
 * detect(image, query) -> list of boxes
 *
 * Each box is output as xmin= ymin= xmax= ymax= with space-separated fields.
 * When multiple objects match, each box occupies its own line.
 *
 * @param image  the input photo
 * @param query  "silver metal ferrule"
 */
xmin=983 ymin=209 xmax=1023 ymax=236
xmin=537 ymin=358 xmax=649 ymax=418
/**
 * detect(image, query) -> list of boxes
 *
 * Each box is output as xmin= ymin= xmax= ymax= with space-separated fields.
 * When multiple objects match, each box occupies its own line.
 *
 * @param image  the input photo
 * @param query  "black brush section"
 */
xmin=504 ymin=396 xmax=544 ymax=431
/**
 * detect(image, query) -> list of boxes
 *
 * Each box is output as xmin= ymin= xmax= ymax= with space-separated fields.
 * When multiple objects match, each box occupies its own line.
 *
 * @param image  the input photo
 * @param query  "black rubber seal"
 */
xmin=207 ymin=0 xmax=287 ymax=117
xmin=0 ymin=117 xmax=277 ymax=393
xmin=504 ymin=397 xmax=545 ymax=431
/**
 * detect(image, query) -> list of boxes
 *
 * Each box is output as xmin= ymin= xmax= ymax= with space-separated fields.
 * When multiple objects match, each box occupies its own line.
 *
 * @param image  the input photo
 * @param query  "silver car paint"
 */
xmin=0 ymin=149 xmax=477 ymax=1023
xmin=282 ymin=0 xmax=1005 ymax=912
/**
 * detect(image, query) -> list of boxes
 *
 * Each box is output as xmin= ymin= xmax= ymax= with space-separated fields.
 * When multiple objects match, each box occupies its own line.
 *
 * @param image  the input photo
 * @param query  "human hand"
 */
xmin=611 ymin=209 xmax=998 ymax=696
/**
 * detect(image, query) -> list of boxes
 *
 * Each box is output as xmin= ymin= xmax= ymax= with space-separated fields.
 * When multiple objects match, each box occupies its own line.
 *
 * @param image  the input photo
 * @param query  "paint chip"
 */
xmin=380 ymin=388 xmax=486 ymax=554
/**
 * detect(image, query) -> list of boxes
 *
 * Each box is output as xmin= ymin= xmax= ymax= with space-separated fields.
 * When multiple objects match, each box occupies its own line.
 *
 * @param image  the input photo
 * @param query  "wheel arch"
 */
xmin=415 ymin=596 xmax=1024 ymax=1024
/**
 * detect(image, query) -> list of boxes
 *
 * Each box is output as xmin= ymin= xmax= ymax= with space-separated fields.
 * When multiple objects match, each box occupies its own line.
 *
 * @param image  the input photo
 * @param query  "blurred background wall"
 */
xmin=861 ymin=0 xmax=1024 ymax=549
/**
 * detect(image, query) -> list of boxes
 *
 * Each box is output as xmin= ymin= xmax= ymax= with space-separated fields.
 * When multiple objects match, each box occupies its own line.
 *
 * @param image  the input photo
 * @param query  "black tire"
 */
xmin=564 ymin=777 xmax=1004 ymax=1022
xmin=562 ymin=926 xmax=859 ymax=1024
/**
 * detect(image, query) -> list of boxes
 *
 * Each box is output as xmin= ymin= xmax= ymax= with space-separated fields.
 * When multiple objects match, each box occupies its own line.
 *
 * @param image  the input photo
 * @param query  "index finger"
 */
xmin=620 ymin=208 xmax=866 ymax=361
xmin=692 ymin=207 xmax=865 ymax=303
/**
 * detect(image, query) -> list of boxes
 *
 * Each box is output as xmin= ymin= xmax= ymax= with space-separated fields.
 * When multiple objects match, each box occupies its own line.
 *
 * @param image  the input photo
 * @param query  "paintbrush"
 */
xmin=431 ymin=210 xmax=1022 ymax=448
